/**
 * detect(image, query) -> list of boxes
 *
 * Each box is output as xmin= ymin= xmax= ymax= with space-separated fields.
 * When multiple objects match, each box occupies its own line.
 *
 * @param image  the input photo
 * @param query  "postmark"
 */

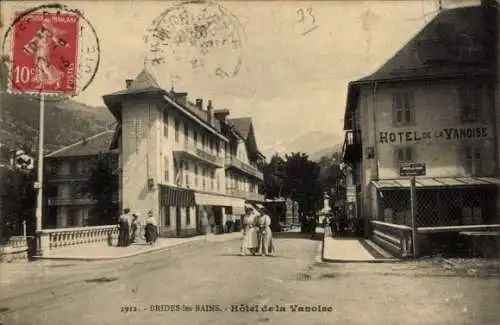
xmin=1 ymin=3 xmax=100 ymax=101
xmin=144 ymin=0 xmax=245 ymax=80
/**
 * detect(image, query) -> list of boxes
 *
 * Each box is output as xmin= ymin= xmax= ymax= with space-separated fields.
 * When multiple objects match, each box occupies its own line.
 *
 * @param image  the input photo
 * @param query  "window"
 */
xmin=210 ymin=140 xmax=214 ymax=153
xmin=174 ymin=119 xmax=180 ymax=142
xmin=67 ymin=208 xmax=78 ymax=227
xmin=216 ymin=174 xmax=220 ymax=191
xmin=185 ymin=162 xmax=190 ymax=187
xmin=194 ymin=165 xmax=199 ymax=187
xmin=163 ymin=206 xmax=171 ymax=227
xmin=210 ymin=170 xmax=215 ymax=190
xmin=186 ymin=207 xmax=191 ymax=225
xmin=202 ymin=135 xmax=206 ymax=148
xmin=202 ymin=168 xmax=207 ymax=190
xmin=461 ymin=207 xmax=482 ymax=225
xmin=184 ymin=124 xmax=189 ymax=143
xmin=164 ymin=156 xmax=169 ymax=182
xmin=216 ymin=141 xmax=220 ymax=155
xmin=392 ymin=92 xmax=414 ymax=125
xmin=459 ymin=87 xmax=482 ymax=122
xmin=163 ymin=111 xmax=168 ymax=137
xmin=194 ymin=130 xmax=198 ymax=146
xmin=464 ymin=146 xmax=482 ymax=175
xmin=395 ymin=147 xmax=414 ymax=163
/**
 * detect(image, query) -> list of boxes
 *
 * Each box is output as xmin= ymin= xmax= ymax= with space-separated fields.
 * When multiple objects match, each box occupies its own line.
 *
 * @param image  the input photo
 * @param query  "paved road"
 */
xmin=1 ymin=233 xmax=499 ymax=325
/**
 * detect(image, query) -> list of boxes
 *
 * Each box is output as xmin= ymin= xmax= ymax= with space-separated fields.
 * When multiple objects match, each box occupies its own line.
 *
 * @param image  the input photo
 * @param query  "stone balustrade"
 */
xmin=38 ymin=225 xmax=119 ymax=253
xmin=0 ymin=236 xmax=30 ymax=263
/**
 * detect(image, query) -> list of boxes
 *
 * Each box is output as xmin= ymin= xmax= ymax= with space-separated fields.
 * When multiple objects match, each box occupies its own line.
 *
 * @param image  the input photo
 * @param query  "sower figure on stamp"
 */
xmin=24 ymin=19 xmax=69 ymax=89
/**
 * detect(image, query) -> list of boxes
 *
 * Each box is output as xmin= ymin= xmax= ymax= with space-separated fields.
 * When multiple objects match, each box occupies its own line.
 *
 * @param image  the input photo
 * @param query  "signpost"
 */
xmin=400 ymin=163 xmax=425 ymax=258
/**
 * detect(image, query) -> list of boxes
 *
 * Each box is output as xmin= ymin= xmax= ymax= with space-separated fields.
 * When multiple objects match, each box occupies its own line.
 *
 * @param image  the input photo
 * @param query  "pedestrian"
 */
xmin=117 ymin=208 xmax=131 ymax=247
xmin=257 ymin=208 xmax=276 ymax=256
xmin=144 ymin=210 xmax=158 ymax=245
xmin=240 ymin=206 xmax=259 ymax=256
xmin=129 ymin=213 xmax=140 ymax=244
xmin=310 ymin=214 xmax=317 ymax=239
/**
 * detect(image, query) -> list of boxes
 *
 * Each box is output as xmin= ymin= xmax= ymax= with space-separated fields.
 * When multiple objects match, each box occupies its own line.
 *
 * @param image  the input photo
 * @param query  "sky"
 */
xmin=2 ymin=0 xmax=479 ymax=157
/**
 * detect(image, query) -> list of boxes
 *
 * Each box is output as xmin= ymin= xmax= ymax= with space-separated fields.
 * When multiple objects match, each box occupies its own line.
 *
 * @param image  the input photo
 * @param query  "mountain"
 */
xmin=0 ymin=62 xmax=115 ymax=153
xmin=262 ymin=131 xmax=343 ymax=161
xmin=309 ymin=143 xmax=343 ymax=162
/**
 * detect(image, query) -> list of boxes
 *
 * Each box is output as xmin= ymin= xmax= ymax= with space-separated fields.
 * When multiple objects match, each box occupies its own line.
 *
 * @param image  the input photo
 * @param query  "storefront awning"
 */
xmin=160 ymin=185 xmax=195 ymax=207
xmin=372 ymin=177 xmax=500 ymax=190
xmin=195 ymin=192 xmax=245 ymax=208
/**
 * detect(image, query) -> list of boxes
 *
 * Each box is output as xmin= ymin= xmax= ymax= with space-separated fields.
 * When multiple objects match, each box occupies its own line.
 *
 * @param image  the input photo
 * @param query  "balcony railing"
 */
xmin=226 ymin=188 xmax=265 ymax=202
xmin=47 ymin=194 xmax=119 ymax=206
xmin=173 ymin=141 xmax=224 ymax=168
xmin=46 ymin=172 xmax=90 ymax=182
xmin=225 ymin=156 xmax=264 ymax=181
xmin=342 ymin=130 xmax=362 ymax=163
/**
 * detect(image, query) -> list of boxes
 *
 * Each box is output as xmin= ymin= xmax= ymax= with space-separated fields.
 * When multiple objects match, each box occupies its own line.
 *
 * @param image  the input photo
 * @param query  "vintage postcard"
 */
xmin=0 ymin=0 xmax=499 ymax=324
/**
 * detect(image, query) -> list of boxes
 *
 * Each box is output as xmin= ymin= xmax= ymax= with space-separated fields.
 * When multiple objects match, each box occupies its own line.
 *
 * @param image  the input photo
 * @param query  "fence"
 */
xmin=376 ymin=187 xmax=498 ymax=228
xmin=375 ymin=186 xmax=500 ymax=256
xmin=371 ymin=221 xmax=413 ymax=257
xmin=0 ymin=236 xmax=31 ymax=262
xmin=37 ymin=225 xmax=119 ymax=254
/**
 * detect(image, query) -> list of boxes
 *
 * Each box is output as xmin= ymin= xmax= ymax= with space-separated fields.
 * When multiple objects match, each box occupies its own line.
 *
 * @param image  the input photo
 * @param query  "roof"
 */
xmin=45 ymin=130 xmax=116 ymax=158
xmin=228 ymin=118 xmax=252 ymax=140
xmin=102 ymin=70 xmax=227 ymax=141
xmin=359 ymin=6 xmax=494 ymax=83
xmin=372 ymin=177 xmax=500 ymax=189
xmin=105 ymin=69 xmax=162 ymax=97
xmin=343 ymin=5 xmax=497 ymax=130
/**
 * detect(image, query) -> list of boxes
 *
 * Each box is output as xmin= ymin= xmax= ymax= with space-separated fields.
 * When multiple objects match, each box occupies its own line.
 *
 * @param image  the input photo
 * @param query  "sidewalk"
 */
xmin=322 ymin=230 xmax=400 ymax=263
xmin=34 ymin=232 xmax=243 ymax=261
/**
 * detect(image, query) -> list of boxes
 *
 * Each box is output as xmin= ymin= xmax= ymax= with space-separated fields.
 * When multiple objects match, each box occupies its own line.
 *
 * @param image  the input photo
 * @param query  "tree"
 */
xmin=282 ymin=152 xmax=323 ymax=218
xmin=262 ymin=154 xmax=285 ymax=199
xmin=0 ymin=165 xmax=36 ymax=241
xmin=83 ymin=153 xmax=119 ymax=226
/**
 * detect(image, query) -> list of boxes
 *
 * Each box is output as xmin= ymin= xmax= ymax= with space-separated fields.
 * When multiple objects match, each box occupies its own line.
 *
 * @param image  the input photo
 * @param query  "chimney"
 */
xmin=196 ymin=98 xmax=203 ymax=110
xmin=207 ymin=100 xmax=213 ymax=125
xmin=172 ymin=91 xmax=188 ymax=106
xmin=213 ymin=109 xmax=230 ymax=123
xmin=125 ymin=79 xmax=133 ymax=89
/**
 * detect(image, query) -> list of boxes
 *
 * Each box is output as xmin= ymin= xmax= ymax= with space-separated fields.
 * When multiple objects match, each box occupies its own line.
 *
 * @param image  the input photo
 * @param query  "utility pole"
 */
xmin=410 ymin=176 xmax=419 ymax=257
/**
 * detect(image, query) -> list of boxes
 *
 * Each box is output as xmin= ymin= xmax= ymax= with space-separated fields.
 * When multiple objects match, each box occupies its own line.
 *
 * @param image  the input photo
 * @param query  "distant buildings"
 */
xmin=341 ymin=1 xmax=499 ymax=242
xmin=43 ymin=131 xmax=119 ymax=228
xmin=102 ymin=69 xmax=265 ymax=237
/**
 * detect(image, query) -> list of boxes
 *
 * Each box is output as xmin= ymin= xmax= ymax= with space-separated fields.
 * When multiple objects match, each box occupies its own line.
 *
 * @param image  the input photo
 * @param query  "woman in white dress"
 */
xmin=258 ymin=211 xmax=275 ymax=256
xmin=240 ymin=207 xmax=259 ymax=256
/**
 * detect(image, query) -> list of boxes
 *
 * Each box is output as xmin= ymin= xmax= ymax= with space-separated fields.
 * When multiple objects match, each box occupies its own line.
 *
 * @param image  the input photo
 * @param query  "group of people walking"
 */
xmin=117 ymin=208 xmax=159 ymax=247
xmin=240 ymin=205 xmax=276 ymax=256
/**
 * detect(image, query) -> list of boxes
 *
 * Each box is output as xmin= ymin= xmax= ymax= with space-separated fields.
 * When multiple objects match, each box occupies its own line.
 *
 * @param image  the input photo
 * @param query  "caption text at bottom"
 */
xmin=121 ymin=304 xmax=335 ymax=313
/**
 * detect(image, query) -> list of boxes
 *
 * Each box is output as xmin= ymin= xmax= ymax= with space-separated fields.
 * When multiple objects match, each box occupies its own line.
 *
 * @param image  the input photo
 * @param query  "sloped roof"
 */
xmin=344 ymin=5 xmax=496 ymax=130
xmin=45 ymin=130 xmax=116 ymax=158
xmin=228 ymin=118 xmax=252 ymax=139
xmin=357 ymin=6 xmax=493 ymax=83
xmin=105 ymin=69 xmax=163 ymax=97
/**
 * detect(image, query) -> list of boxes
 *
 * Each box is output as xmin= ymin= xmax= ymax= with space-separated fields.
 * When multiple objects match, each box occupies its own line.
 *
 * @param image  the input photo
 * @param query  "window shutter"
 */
xmin=392 ymin=94 xmax=398 ymax=124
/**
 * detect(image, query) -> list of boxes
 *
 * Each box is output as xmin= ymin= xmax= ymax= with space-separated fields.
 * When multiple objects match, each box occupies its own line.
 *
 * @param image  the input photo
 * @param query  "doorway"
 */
xmin=176 ymin=207 xmax=182 ymax=237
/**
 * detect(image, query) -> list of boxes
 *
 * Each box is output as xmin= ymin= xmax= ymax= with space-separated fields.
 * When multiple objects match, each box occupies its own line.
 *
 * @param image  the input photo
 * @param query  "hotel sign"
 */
xmin=400 ymin=163 xmax=426 ymax=177
xmin=379 ymin=127 xmax=490 ymax=144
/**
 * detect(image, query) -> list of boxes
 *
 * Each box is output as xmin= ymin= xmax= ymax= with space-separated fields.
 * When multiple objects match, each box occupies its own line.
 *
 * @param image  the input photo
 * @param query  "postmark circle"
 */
xmin=144 ymin=0 xmax=245 ymax=80
xmin=1 ymin=3 xmax=101 ymax=102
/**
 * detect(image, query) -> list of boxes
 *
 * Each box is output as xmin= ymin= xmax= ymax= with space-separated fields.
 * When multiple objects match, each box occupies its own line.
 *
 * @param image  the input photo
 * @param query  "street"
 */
xmin=1 ymin=233 xmax=500 ymax=325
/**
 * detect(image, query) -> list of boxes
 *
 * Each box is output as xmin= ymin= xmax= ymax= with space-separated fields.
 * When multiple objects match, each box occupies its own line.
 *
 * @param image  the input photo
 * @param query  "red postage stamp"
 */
xmin=10 ymin=11 xmax=79 ymax=95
